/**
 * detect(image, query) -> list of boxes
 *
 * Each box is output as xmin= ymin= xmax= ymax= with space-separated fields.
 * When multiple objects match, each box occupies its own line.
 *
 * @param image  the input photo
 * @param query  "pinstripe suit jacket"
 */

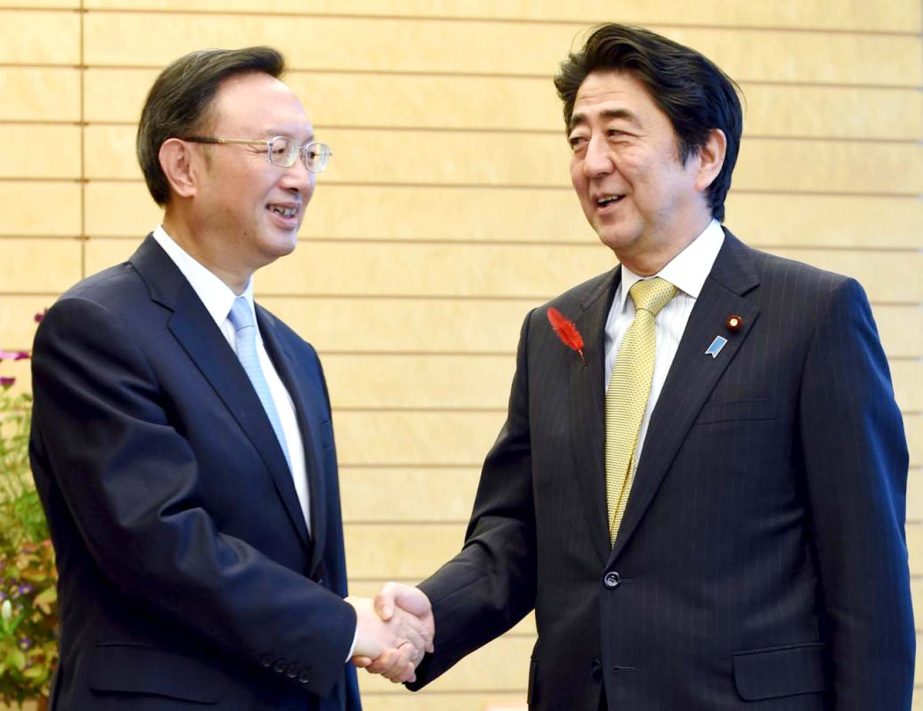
xmin=410 ymin=230 xmax=914 ymax=710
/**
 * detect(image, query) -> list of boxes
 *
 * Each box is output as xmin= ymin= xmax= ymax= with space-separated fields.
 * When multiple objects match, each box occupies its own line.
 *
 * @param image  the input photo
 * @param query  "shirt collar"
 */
xmin=152 ymin=225 xmax=255 ymax=327
xmin=616 ymin=219 xmax=725 ymax=311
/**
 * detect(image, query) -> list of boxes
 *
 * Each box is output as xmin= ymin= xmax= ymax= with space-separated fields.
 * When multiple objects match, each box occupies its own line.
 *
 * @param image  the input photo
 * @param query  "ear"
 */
xmin=159 ymin=138 xmax=200 ymax=200
xmin=694 ymin=128 xmax=727 ymax=193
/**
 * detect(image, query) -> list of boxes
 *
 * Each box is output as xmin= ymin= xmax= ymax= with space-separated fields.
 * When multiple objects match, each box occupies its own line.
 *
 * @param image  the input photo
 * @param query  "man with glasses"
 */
xmin=29 ymin=47 xmax=430 ymax=710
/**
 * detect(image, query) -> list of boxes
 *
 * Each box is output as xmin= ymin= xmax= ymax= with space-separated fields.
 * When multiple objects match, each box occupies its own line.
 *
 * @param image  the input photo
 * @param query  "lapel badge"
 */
xmin=725 ymin=314 xmax=743 ymax=332
xmin=705 ymin=335 xmax=728 ymax=359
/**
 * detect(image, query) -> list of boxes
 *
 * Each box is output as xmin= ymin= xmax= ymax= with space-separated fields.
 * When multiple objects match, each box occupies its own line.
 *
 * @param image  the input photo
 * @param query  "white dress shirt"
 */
xmin=604 ymin=219 xmax=725 ymax=465
xmin=152 ymin=226 xmax=311 ymax=533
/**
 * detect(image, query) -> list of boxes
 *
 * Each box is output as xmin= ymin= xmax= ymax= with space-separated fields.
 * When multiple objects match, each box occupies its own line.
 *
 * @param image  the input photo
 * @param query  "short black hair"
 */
xmin=554 ymin=24 xmax=742 ymax=222
xmin=137 ymin=47 xmax=286 ymax=206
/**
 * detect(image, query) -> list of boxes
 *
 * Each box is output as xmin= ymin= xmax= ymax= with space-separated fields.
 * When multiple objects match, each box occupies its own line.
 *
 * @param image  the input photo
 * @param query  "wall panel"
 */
xmin=0 ymin=182 xmax=82 ymax=237
xmin=81 ymin=125 xmax=923 ymax=194
xmin=1 ymin=4 xmax=920 ymax=710
xmin=0 ymin=10 xmax=80 ymax=64
xmin=78 ymin=0 xmax=920 ymax=34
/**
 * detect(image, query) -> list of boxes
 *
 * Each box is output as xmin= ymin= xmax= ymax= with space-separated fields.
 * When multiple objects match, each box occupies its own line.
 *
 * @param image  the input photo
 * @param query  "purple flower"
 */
xmin=0 ymin=376 xmax=14 ymax=390
xmin=0 ymin=350 xmax=28 ymax=361
xmin=34 ymin=310 xmax=46 ymax=323
xmin=18 ymin=583 xmax=33 ymax=596
xmin=19 ymin=636 xmax=32 ymax=650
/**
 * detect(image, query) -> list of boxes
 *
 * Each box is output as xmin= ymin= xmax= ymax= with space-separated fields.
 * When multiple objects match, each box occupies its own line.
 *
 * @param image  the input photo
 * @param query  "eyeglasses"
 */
xmin=182 ymin=135 xmax=332 ymax=173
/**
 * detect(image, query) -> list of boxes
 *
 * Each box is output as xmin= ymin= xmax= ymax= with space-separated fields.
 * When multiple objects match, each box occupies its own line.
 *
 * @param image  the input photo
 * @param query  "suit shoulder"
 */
xmin=747 ymin=244 xmax=854 ymax=295
xmin=52 ymin=262 xmax=147 ymax=316
xmin=545 ymin=268 xmax=616 ymax=314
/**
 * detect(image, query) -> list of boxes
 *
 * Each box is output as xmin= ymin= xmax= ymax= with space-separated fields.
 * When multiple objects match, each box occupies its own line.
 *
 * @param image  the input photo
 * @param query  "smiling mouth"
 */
xmin=268 ymin=205 xmax=298 ymax=218
xmin=595 ymin=195 xmax=624 ymax=207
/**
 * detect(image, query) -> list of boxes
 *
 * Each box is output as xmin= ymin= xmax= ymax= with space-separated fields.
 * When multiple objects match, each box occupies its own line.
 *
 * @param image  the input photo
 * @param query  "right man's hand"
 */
xmin=351 ymin=582 xmax=435 ymax=682
xmin=346 ymin=593 xmax=432 ymax=683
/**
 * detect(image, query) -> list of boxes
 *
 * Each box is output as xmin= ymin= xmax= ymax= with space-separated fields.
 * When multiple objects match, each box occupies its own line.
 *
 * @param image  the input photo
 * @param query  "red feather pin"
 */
xmin=547 ymin=307 xmax=585 ymax=363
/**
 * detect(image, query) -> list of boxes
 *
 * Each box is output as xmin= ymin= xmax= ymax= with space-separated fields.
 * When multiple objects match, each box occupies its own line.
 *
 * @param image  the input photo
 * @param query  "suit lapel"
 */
xmin=609 ymin=232 xmax=761 ymax=561
xmin=129 ymin=236 xmax=311 ymax=550
xmin=569 ymin=268 xmax=619 ymax=566
xmin=257 ymin=310 xmax=327 ymax=567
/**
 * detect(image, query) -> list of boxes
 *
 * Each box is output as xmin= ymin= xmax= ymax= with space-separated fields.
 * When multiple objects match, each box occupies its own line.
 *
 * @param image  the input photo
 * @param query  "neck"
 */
xmin=618 ymin=215 xmax=713 ymax=276
xmin=162 ymin=212 xmax=250 ymax=294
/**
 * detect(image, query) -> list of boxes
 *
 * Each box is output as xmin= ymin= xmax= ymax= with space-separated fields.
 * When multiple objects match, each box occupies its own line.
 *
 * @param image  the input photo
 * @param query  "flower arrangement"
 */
xmin=0 ymin=313 xmax=58 ymax=705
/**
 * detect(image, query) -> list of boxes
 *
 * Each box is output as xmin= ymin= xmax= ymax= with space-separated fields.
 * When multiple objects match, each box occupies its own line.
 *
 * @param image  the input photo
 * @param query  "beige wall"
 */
xmin=1 ymin=1 xmax=921 ymax=708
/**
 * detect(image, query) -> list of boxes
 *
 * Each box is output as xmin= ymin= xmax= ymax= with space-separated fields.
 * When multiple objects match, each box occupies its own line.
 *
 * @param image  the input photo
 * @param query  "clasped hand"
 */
xmin=346 ymin=583 xmax=434 ymax=683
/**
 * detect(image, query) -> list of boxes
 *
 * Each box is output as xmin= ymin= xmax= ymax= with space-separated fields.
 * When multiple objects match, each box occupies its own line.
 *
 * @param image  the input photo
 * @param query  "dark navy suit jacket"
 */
xmin=30 ymin=236 xmax=361 ymax=710
xmin=410 ymin=231 xmax=914 ymax=710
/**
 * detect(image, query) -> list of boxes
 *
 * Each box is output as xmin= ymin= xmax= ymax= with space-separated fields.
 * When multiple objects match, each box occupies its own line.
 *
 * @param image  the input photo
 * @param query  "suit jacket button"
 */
xmin=259 ymin=653 xmax=274 ymax=667
xmin=590 ymin=658 xmax=602 ymax=681
xmin=298 ymin=669 xmax=311 ymax=684
xmin=274 ymin=659 xmax=287 ymax=673
xmin=603 ymin=571 xmax=621 ymax=589
xmin=286 ymin=663 xmax=298 ymax=678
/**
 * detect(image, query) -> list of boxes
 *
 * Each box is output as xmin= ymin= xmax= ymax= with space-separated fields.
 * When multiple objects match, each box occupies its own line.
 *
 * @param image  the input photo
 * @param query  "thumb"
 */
xmin=374 ymin=582 xmax=398 ymax=620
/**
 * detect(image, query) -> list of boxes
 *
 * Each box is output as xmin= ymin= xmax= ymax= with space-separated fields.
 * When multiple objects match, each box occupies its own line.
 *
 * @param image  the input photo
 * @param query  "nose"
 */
xmin=279 ymin=156 xmax=314 ymax=197
xmin=581 ymin=135 xmax=615 ymax=178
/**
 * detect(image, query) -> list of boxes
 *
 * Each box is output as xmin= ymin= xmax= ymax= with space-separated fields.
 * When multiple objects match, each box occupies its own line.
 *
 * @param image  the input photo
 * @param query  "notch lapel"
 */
xmin=609 ymin=233 xmax=761 ymax=562
xmin=258 ymin=312 xmax=328 ymax=570
xmin=568 ymin=268 xmax=619 ymax=566
xmin=130 ymin=237 xmax=311 ymax=551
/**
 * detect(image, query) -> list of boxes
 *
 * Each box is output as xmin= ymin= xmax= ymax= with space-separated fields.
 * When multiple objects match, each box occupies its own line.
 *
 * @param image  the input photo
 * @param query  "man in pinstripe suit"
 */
xmin=367 ymin=23 xmax=915 ymax=709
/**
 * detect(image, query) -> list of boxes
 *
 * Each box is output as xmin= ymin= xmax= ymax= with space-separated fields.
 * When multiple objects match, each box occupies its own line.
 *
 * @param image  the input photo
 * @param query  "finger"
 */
xmin=365 ymin=647 xmax=401 ymax=676
xmin=374 ymin=582 xmax=398 ymax=621
xmin=351 ymin=655 xmax=372 ymax=668
xmin=383 ymin=648 xmax=416 ymax=682
xmin=397 ymin=623 xmax=426 ymax=656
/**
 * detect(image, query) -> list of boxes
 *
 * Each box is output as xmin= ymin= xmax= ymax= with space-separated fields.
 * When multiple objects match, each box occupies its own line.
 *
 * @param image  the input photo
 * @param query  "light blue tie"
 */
xmin=228 ymin=296 xmax=291 ymax=471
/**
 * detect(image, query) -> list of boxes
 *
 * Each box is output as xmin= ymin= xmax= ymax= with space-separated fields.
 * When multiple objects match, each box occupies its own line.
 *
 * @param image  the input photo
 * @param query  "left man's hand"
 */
xmin=350 ymin=583 xmax=435 ymax=683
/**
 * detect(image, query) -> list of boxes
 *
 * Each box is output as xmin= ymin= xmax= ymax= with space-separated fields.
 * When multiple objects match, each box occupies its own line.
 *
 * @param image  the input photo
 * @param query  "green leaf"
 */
xmin=6 ymin=648 xmax=26 ymax=670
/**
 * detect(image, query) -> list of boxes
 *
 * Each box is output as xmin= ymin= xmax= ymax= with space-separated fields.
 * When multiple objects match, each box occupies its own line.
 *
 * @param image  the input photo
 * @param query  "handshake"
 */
xmin=345 ymin=582 xmax=434 ymax=683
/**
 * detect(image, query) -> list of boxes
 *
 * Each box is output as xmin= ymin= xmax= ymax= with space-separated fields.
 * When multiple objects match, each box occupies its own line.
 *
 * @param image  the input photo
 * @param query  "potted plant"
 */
xmin=0 ymin=314 xmax=58 ymax=709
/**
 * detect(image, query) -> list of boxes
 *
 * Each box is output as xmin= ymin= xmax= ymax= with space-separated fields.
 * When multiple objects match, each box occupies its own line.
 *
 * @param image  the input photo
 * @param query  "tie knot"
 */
xmin=629 ymin=277 xmax=677 ymax=317
xmin=228 ymin=296 xmax=254 ymax=332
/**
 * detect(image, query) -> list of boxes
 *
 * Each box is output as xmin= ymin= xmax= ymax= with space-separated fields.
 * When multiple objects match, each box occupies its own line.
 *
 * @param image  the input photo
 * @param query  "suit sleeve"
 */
xmin=798 ymin=278 xmax=915 ymax=708
xmin=29 ymin=296 xmax=356 ymax=696
xmin=409 ymin=310 xmax=539 ymax=688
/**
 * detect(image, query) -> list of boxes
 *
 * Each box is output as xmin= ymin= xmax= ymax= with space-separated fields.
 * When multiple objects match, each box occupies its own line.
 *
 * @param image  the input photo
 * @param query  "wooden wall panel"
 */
xmin=0 ymin=296 xmax=49 ymax=350
xmin=78 ymin=0 xmax=921 ymax=34
xmin=0 ymin=10 xmax=80 ymax=64
xmin=1 ymin=4 xmax=920 ymax=710
xmin=84 ymin=239 xmax=923 ymax=305
xmin=0 ymin=67 xmax=81 ymax=122
xmin=81 ymin=14 xmax=921 ymax=86
xmin=0 ymin=125 xmax=81 ymax=179
xmin=80 ymin=125 xmax=923 ymax=194
xmin=339 ymin=467 xmax=481 ymax=523
xmin=1 ymin=239 xmax=82 ymax=292
xmin=80 ymin=68 xmax=923 ymax=142
xmin=214 ymin=297 xmax=923 ymax=359
xmin=0 ymin=183 xmax=82 ymax=237
xmin=78 ymin=184 xmax=922 ymax=249
xmin=909 ymin=415 xmax=923 ymax=468
xmin=334 ymin=411 xmax=506 ymax=467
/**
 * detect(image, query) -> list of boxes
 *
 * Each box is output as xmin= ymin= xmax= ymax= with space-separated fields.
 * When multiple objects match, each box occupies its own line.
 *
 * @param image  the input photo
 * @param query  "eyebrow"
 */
xmin=568 ymin=108 xmax=642 ymax=133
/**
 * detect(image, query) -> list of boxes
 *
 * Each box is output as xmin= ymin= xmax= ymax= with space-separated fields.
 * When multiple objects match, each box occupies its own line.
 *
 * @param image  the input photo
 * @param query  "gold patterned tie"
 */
xmin=605 ymin=277 xmax=677 ymax=546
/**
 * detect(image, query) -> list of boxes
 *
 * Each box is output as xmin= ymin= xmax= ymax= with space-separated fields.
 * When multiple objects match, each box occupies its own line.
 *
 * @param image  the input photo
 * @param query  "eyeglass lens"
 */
xmin=268 ymin=137 xmax=330 ymax=172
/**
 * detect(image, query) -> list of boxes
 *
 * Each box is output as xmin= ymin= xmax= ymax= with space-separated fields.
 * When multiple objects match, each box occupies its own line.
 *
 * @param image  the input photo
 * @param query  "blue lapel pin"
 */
xmin=705 ymin=335 xmax=728 ymax=359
